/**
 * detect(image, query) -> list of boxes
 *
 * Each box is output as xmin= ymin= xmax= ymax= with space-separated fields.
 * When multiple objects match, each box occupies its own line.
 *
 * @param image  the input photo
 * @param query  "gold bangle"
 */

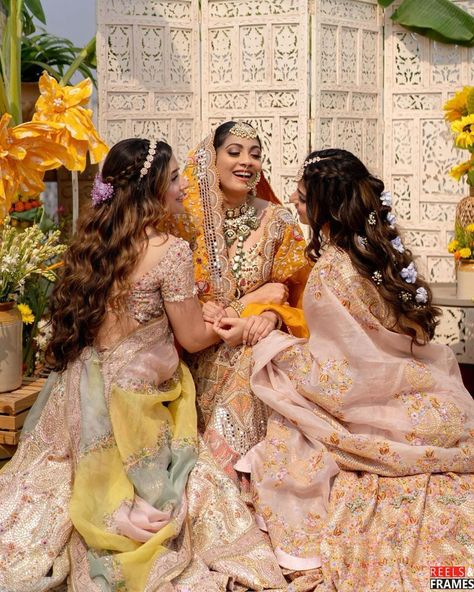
xmin=262 ymin=309 xmax=283 ymax=330
xmin=228 ymin=300 xmax=245 ymax=317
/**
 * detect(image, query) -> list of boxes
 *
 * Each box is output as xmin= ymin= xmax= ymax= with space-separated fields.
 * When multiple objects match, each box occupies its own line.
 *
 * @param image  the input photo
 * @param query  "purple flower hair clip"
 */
xmin=400 ymin=262 xmax=417 ymax=284
xmin=91 ymin=173 xmax=114 ymax=207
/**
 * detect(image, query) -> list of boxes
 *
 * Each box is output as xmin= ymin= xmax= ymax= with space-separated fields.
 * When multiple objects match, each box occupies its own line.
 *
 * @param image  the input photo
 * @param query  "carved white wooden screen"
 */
xmin=201 ymin=0 xmax=309 ymax=202
xmin=383 ymin=1 xmax=474 ymax=284
xmin=383 ymin=0 xmax=474 ymax=361
xmin=96 ymin=0 xmax=200 ymax=165
xmin=311 ymin=0 xmax=384 ymax=176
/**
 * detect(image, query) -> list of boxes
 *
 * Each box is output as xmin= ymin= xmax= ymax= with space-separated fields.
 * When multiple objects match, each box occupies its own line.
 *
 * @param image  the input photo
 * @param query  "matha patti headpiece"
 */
xmin=228 ymin=122 xmax=258 ymax=140
xmin=140 ymin=139 xmax=158 ymax=178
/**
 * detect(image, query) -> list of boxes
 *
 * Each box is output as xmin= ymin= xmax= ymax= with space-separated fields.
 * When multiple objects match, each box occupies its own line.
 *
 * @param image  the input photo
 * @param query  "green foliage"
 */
xmin=377 ymin=0 xmax=474 ymax=47
xmin=20 ymin=32 xmax=96 ymax=83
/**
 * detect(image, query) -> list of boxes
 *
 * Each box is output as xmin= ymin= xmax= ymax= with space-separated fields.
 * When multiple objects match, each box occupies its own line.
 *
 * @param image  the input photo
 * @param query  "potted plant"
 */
xmin=0 ymin=216 xmax=65 ymax=391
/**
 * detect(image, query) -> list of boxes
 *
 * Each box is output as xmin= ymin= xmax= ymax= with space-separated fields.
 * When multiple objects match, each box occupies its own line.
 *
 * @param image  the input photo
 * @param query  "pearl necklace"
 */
xmin=223 ymin=199 xmax=260 ymax=282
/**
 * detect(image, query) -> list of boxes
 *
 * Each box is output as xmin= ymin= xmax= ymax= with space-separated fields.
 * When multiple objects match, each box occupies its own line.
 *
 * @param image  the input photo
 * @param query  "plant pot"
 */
xmin=21 ymin=81 xmax=40 ymax=123
xmin=455 ymin=185 xmax=474 ymax=228
xmin=456 ymin=259 xmax=474 ymax=300
xmin=0 ymin=302 xmax=23 ymax=392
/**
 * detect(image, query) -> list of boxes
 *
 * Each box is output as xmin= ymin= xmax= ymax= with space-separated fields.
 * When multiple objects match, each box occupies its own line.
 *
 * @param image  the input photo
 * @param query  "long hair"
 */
xmin=302 ymin=148 xmax=440 ymax=344
xmin=46 ymin=138 xmax=173 ymax=371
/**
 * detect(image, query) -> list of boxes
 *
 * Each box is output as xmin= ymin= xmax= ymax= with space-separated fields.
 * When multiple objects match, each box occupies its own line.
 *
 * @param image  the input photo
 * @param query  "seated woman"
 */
xmin=216 ymin=148 xmax=474 ymax=591
xmin=0 ymin=139 xmax=285 ymax=592
xmin=175 ymin=121 xmax=311 ymax=484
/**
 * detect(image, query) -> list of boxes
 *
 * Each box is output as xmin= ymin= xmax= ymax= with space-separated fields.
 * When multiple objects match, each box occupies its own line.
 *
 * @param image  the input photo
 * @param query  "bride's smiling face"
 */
xmin=215 ymin=135 xmax=262 ymax=201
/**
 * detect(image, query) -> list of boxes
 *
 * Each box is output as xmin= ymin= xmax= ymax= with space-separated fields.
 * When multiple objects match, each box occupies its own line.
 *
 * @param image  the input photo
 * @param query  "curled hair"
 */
xmin=302 ymin=148 xmax=440 ymax=345
xmin=46 ymin=138 xmax=173 ymax=371
xmin=213 ymin=120 xmax=262 ymax=150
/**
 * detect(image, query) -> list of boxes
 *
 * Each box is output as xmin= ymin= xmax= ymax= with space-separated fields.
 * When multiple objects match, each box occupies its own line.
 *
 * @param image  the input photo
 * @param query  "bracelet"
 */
xmin=228 ymin=299 xmax=245 ymax=317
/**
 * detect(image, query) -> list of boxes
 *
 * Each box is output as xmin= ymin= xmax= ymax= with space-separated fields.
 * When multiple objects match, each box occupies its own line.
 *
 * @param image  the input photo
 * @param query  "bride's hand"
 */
xmin=202 ymin=300 xmax=226 ymax=323
xmin=245 ymin=282 xmax=289 ymax=305
xmin=242 ymin=313 xmax=278 ymax=346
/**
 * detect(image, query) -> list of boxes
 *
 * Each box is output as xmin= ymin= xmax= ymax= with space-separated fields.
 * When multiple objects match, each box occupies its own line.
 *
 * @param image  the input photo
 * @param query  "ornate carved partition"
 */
xmin=383 ymin=0 xmax=474 ymax=284
xmin=200 ymin=0 xmax=309 ymax=201
xmin=311 ymin=0 xmax=384 ymax=176
xmin=382 ymin=1 xmax=474 ymax=360
xmin=96 ymin=0 xmax=200 ymax=165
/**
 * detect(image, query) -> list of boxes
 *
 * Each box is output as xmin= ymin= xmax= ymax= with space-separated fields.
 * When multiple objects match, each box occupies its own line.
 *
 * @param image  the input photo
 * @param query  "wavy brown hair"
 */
xmin=302 ymin=148 xmax=440 ymax=344
xmin=46 ymin=138 xmax=173 ymax=371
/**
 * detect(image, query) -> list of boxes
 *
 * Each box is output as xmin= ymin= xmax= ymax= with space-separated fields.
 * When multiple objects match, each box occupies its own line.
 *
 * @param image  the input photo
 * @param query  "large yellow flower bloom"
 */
xmin=459 ymin=247 xmax=472 ymax=259
xmin=450 ymin=158 xmax=473 ymax=181
xmin=443 ymin=87 xmax=470 ymax=122
xmin=447 ymin=239 xmax=459 ymax=253
xmin=33 ymin=72 xmax=108 ymax=172
xmin=451 ymin=114 xmax=474 ymax=149
xmin=466 ymin=223 xmax=474 ymax=233
xmin=0 ymin=113 xmax=69 ymax=218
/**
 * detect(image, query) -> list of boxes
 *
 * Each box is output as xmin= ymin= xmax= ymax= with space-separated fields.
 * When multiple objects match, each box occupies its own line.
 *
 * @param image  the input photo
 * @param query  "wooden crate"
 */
xmin=0 ymin=377 xmax=46 ymax=450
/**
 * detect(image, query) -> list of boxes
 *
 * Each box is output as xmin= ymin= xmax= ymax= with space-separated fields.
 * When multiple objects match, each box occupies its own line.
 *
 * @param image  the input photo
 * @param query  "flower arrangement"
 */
xmin=444 ymin=86 xmax=474 ymax=186
xmin=448 ymin=223 xmax=474 ymax=261
xmin=0 ymin=216 xmax=66 ymax=302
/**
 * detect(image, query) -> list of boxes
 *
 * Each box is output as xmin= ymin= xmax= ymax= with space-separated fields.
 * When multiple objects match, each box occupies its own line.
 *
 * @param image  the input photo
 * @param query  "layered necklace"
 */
xmin=223 ymin=199 xmax=260 ymax=281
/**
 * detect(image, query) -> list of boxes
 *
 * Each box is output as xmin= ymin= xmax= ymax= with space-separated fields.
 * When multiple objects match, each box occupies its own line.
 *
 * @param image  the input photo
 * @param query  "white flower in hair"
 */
xmin=380 ymin=190 xmax=392 ymax=207
xmin=415 ymin=286 xmax=428 ymax=304
xmin=391 ymin=236 xmax=405 ymax=253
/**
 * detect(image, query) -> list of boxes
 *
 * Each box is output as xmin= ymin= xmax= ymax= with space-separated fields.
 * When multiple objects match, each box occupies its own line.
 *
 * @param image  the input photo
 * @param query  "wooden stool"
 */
xmin=0 ymin=376 xmax=46 ymax=468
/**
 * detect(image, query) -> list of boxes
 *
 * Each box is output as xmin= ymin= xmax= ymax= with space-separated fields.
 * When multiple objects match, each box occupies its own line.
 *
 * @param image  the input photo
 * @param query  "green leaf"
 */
xmin=377 ymin=0 xmax=397 ymax=7
xmin=10 ymin=206 xmax=42 ymax=221
xmin=468 ymin=168 xmax=474 ymax=186
xmin=23 ymin=0 xmax=45 ymax=24
xmin=392 ymin=0 xmax=474 ymax=47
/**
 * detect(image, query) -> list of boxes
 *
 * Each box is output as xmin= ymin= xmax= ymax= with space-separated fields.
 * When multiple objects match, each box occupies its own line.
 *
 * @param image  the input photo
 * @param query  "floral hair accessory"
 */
xmin=372 ymin=270 xmax=383 ymax=285
xmin=91 ymin=173 xmax=114 ymax=207
xmin=357 ymin=234 xmax=368 ymax=248
xmin=368 ymin=211 xmax=377 ymax=225
xmin=399 ymin=290 xmax=412 ymax=303
xmin=391 ymin=236 xmax=405 ymax=253
xmin=140 ymin=139 xmax=157 ymax=178
xmin=400 ymin=262 xmax=417 ymax=284
xmin=415 ymin=286 xmax=428 ymax=304
xmin=387 ymin=212 xmax=396 ymax=228
xmin=380 ymin=190 xmax=392 ymax=207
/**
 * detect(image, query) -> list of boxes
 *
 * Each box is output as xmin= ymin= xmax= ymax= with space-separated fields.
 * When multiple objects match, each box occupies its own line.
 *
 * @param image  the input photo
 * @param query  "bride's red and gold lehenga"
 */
xmin=175 ymin=130 xmax=311 ymax=485
xmin=0 ymin=238 xmax=285 ymax=592
xmin=241 ymin=246 xmax=474 ymax=591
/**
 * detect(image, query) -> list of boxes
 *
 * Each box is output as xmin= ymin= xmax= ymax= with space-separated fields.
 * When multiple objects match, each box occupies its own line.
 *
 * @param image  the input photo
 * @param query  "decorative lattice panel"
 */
xmin=432 ymin=306 xmax=474 ymax=364
xmin=311 ymin=0 xmax=384 ymax=176
xmin=383 ymin=0 xmax=474 ymax=284
xmin=96 ymin=0 xmax=200 ymax=165
xmin=201 ymin=0 xmax=309 ymax=202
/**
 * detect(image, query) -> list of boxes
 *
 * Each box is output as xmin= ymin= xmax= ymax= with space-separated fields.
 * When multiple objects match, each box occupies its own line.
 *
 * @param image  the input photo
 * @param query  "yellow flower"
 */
xmin=443 ymin=87 xmax=470 ymax=122
xmin=447 ymin=239 xmax=459 ymax=253
xmin=0 ymin=113 xmax=69 ymax=218
xmin=449 ymin=159 xmax=472 ymax=181
xmin=33 ymin=72 xmax=108 ymax=172
xmin=451 ymin=114 xmax=474 ymax=149
xmin=17 ymin=303 xmax=34 ymax=324
xmin=459 ymin=247 xmax=472 ymax=259
xmin=466 ymin=223 xmax=474 ymax=233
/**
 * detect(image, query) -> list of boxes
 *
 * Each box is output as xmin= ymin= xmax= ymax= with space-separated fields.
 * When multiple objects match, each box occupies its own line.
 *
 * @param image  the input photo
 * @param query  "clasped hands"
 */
xmin=202 ymin=282 xmax=289 ymax=347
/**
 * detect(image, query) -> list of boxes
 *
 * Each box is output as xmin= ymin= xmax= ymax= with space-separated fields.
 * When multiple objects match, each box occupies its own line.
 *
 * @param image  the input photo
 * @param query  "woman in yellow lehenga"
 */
xmin=176 ymin=121 xmax=311 ymax=485
xmin=0 ymin=138 xmax=285 ymax=591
